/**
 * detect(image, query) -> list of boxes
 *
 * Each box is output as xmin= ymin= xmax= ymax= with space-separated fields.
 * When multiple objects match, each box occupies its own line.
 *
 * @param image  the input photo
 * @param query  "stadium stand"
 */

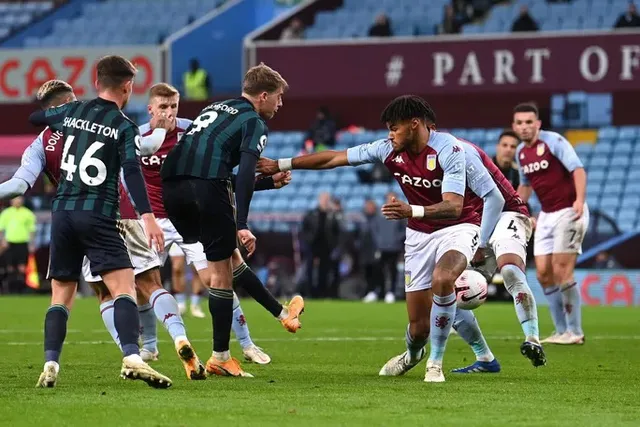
xmin=0 ymin=1 xmax=55 ymax=42
xmin=21 ymin=0 xmax=227 ymax=47
xmin=302 ymin=0 xmax=634 ymax=39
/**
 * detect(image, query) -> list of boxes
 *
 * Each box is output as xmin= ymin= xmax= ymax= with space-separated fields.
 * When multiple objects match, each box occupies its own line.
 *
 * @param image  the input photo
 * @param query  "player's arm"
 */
xmin=139 ymin=128 xmax=167 ymax=156
xmin=230 ymin=171 xmax=291 ymax=192
xmin=0 ymin=135 xmax=46 ymax=200
xmin=236 ymin=118 xmax=271 ymax=231
xmin=257 ymin=139 xmax=392 ymax=175
xmin=514 ymin=145 xmax=533 ymax=203
xmin=28 ymin=102 xmax=78 ymax=131
xmin=549 ymin=134 xmax=587 ymax=216
xmin=465 ymin=150 xmax=505 ymax=248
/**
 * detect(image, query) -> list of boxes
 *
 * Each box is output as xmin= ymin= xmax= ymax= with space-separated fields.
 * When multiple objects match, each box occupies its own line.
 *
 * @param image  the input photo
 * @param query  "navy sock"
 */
xmin=113 ymin=295 xmax=140 ymax=357
xmin=44 ymin=304 xmax=69 ymax=363
xmin=209 ymin=288 xmax=234 ymax=353
xmin=233 ymin=263 xmax=283 ymax=318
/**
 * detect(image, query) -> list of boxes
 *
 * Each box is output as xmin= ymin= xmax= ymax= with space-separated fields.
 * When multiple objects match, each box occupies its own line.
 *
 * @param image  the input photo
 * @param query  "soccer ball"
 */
xmin=455 ymin=269 xmax=488 ymax=310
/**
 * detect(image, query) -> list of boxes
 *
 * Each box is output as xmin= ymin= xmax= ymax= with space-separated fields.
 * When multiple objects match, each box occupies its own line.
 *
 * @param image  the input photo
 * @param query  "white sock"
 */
xmin=231 ymin=292 xmax=253 ymax=349
xmin=150 ymin=289 xmax=187 ymax=343
xmin=501 ymin=264 xmax=540 ymax=341
xmin=213 ymin=350 xmax=230 ymax=361
xmin=99 ymin=301 xmax=121 ymax=349
xmin=191 ymin=294 xmax=201 ymax=307
xmin=277 ymin=307 xmax=288 ymax=321
xmin=138 ymin=303 xmax=157 ymax=353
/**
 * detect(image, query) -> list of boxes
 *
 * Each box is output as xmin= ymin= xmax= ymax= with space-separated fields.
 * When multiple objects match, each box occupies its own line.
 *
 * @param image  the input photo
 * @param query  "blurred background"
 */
xmin=1 ymin=0 xmax=639 ymax=309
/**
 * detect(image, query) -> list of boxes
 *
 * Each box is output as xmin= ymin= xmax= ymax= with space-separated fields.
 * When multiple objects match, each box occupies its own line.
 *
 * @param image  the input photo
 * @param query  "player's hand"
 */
xmin=151 ymin=111 xmax=171 ymax=131
xmin=256 ymin=157 xmax=280 ymax=176
xmin=471 ymin=247 xmax=486 ymax=267
xmin=381 ymin=197 xmax=412 ymax=220
xmin=572 ymin=200 xmax=584 ymax=220
xmin=272 ymin=171 xmax=292 ymax=189
xmin=141 ymin=214 xmax=165 ymax=252
xmin=237 ymin=229 xmax=256 ymax=257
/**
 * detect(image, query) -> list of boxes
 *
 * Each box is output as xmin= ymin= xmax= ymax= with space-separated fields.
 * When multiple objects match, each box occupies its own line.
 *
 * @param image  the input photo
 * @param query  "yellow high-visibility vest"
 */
xmin=183 ymin=69 xmax=209 ymax=100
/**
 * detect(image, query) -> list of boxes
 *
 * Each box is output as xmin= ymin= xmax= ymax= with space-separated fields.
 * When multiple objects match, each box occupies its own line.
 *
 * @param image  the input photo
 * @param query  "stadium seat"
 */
xmin=602 ymin=182 xmax=624 ymax=195
xmin=624 ymin=181 xmax=640 ymax=195
xmin=618 ymin=219 xmax=636 ymax=233
xmin=599 ymin=196 xmax=620 ymax=211
xmin=630 ymin=156 xmax=640 ymax=168
xmin=609 ymin=156 xmax=630 ymax=169
xmin=574 ymin=144 xmax=593 ymax=158
xmin=614 ymin=139 xmax=634 ymax=155
xmin=598 ymin=126 xmax=618 ymax=141
xmin=588 ymin=156 xmax=609 ymax=168
xmin=621 ymin=196 xmax=640 ymax=210
xmin=606 ymin=169 xmax=628 ymax=182
xmin=484 ymin=128 xmax=503 ymax=144
xmin=618 ymin=126 xmax=639 ymax=140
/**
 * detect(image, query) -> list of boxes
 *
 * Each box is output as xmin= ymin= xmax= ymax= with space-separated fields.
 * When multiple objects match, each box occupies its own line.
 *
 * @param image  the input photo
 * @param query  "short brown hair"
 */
xmin=242 ymin=62 xmax=288 ymax=96
xmin=36 ymin=79 xmax=73 ymax=108
xmin=149 ymin=82 xmax=179 ymax=99
xmin=499 ymin=130 xmax=519 ymax=141
xmin=96 ymin=55 xmax=137 ymax=89
xmin=513 ymin=102 xmax=539 ymax=118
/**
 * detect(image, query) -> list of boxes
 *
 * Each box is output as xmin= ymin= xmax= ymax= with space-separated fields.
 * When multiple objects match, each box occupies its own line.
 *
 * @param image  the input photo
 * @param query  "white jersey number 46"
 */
xmin=60 ymin=135 xmax=107 ymax=186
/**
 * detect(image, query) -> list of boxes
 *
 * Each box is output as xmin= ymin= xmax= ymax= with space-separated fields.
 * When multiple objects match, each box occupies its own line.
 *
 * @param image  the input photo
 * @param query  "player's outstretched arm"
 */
xmin=381 ymin=192 xmax=465 ymax=221
xmin=0 ymin=135 xmax=47 ymax=200
xmin=28 ymin=102 xmax=78 ymax=131
xmin=257 ymin=150 xmax=350 ymax=175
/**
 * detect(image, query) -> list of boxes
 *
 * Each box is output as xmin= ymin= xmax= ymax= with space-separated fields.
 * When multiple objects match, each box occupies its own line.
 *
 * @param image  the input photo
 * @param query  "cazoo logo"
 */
xmin=394 ymin=173 xmax=442 ymax=188
xmin=522 ymin=160 xmax=549 ymax=174
xmin=141 ymin=154 xmax=167 ymax=166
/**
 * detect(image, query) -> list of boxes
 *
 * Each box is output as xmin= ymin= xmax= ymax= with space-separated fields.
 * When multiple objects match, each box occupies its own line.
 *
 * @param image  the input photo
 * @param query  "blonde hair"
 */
xmin=36 ymin=79 xmax=73 ymax=108
xmin=149 ymin=82 xmax=179 ymax=99
xmin=242 ymin=62 xmax=288 ymax=96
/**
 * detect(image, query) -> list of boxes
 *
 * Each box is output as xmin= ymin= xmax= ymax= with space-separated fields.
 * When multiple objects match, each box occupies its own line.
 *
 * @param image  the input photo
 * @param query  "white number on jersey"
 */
xmin=257 ymin=134 xmax=268 ymax=153
xmin=186 ymin=111 xmax=219 ymax=136
xmin=60 ymin=135 xmax=107 ymax=186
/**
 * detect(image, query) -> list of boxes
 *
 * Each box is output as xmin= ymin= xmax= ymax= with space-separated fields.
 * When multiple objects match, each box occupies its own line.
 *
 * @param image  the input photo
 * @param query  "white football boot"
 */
xmin=379 ymin=350 xmax=424 ymax=376
xmin=190 ymin=304 xmax=206 ymax=319
xmin=243 ymin=345 xmax=272 ymax=365
xmin=424 ymin=361 xmax=446 ymax=383
xmin=555 ymin=331 xmax=585 ymax=345
xmin=540 ymin=332 xmax=564 ymax=344
xmin=36 ymin=361 xmax=59 ymax=388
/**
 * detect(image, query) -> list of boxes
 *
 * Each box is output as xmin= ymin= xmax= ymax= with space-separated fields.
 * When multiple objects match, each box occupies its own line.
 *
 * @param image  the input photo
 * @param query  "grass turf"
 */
xmin=0 ymin=296 xmax=639 ymax=426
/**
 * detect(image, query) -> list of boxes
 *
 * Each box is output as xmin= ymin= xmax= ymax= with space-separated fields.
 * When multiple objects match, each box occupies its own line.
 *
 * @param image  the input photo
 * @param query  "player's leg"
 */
xmin=170 ymin=251 xmax=188 ymax=314
xmin=81 ymin=256 xmax=121 ymax=349
xmin=164 ymin=177 xmax=251 ymax=377
xmin=189 ymin=267 xmax=206 ymax=318
xmin=552 ymin=205 xmax=588 ymax=345
xmin=189 ymin=244 xmax=270 ymax=364
xmin=426 ymin=225 xmax=480 ymax=383
xmin=379 ymin=289 xmax=431 ymax=376
xmin=379 ymin=228 xmax=434 ymax=377
xmin=85 ymin=214 xmax=171 ymax=388
xmin=450 ymin=309 xmax=501 ymax=374
xmin=38 ymin=211 xmax=82 ymax=388
xmin=534 ymin=211 xmax=567 ymax=343
xmin=231 ymin=249 xmax=304 ymax=333
xmin=490 ymin=213 xmax=545 ymax=366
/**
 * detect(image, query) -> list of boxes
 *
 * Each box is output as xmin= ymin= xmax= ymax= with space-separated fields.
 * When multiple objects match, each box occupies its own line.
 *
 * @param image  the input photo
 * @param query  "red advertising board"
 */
xmin=251 ymin=30 xmax=640 ymax=97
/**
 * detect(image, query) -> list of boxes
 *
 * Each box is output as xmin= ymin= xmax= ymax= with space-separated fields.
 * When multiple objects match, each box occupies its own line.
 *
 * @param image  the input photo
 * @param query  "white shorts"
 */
xmin=404 ymin=223 xmax=481 ymax=292
xmin=157 ymin=218 xmax=208 ymax=271
xmin=489 ymin=212 xmax=533 ymax=263
xmin=534 ymin=204 xmax=590 ymax=256
xmin=83 ymin=219 xmax=162 ymax=283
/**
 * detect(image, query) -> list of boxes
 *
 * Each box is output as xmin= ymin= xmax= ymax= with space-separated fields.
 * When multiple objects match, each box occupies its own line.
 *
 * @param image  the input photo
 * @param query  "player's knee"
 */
xmin=135 ymin=268 xmax=161 ymax=300
xmin=536 ymin=269 xmax=553 ymax=286
xmin=432 ymin=269 xmax=458 ymax=294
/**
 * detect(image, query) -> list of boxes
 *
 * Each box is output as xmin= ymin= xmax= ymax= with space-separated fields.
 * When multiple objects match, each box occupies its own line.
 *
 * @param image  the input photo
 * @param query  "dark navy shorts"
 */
xmin=162 ymin=177 xmax=236 ymax=262
xmin=48 ymin=210 xmax=132 ymax=281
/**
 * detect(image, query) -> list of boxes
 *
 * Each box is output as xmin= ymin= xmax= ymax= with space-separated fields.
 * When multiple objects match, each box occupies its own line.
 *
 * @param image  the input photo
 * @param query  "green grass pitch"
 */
xmin=1 ymin=296 xmax=639 ymax=426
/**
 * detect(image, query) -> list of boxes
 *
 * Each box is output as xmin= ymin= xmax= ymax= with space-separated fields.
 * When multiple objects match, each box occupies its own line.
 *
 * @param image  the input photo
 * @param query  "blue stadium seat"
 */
xmin=599 ymin=196 xmax=620 ymax=211
xmin=609 ymin=155 xmax=630 ymax=169
xmin=466 ymin=129 xmax=486 ymax=143
xmin=588 ymin=156 xmax=609 ymax=168
xmin=618 ymin=126 xmax=639 ymax=140
xmin=606 ymin=169 xmax=628 ymax=182
xmin=334 ymin=184 xmax=351 ymax=198
xmin=342 ymin=171 xmax=359 ymax=183
xmin=252 ymin=221 xmax=272 ymax=233
xmin=345 ymin=197 xmax=365 ymax=212
xmin=271 ymin=198 xmax=289 ymax=212
xmin=630 ymin=156 xmax=640 ymax=168
xmin=574 ymin=144 xmax=593 ymax=158
xmin=616 ymin=210 xmax=637 ymax=223
xmin=296 ymin=185 xmax=316 ymax=197
xmin=586 ymin=169 xmax=606 ymax=181
xmin=586 ymin=195 xmax=599 ymax=210
xmin=618 ymin=219 xmax=636 ymax=233
xmin=484 ymin=128 xmax=503 ymax=144
xmin=613 ymin=139 xmax=634 ymax=155
xmin=602 ymin=182 xmax=624 ymax=195
xmin=337 ymin=132 xmax=355 ymax=145
xmin=621 ymin=196 xmax=640 ymax=210
xmin=624 ymin=181 xmax=640 ymax=195
xmin=598 ymin=126 xmax=618 ymax=141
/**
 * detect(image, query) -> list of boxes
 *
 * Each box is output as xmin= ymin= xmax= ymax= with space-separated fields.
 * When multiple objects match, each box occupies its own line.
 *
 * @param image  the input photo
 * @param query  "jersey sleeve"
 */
xmin=465 ymin=147 xmax=497 ymax=198
xmin=119 ymin=123 xmax=142 ymax=165
xmin=438 ymin=140 xmax=466 ymax=196
xmin=346 ymin=139 xmax=393 ymax=165
xmin=13 ymin=134 xmax=46 ymax=188
xmin=28 ymin=101 xmax=79 ymax=131
xmin=240 ymin=117 xmax=268 ymax=157
xmin=515 ymin=144 xmax=530 ymax=186
xmin=547 ymin=133 xmax=584 ymax=172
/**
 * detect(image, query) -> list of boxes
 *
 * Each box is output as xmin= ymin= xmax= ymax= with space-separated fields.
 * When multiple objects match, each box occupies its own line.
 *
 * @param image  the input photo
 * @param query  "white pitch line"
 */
xmin=4 ymin=335 xmax=640 ymax=346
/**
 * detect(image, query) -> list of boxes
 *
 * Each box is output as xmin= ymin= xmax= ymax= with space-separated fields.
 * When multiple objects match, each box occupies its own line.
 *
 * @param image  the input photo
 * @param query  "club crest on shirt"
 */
xmin=426 ymin=154 xmax=437 ymax=171
xmin=536 ymin=143 xmax=545 ymax=157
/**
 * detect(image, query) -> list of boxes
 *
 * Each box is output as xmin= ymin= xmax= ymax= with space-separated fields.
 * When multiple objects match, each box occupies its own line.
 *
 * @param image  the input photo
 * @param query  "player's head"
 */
xmin=496 ymin=130 xmax=519 ymax=165
xmin=512 ymin=103 xmax=541 ymax=145
xmin=242 ymin=62 xmax=288 ymax=120
xmin=10 ymin=196 xmax=24 ymax=208
xmin=36 ymin=79 xmax=76 ymax=109
xmin=95 ymin=55 xmax=137 ymax=109
xmin=318 ymin=191 xmax=331 ymax=211
xmin=148 ymin=83 xmax=180 ymax=130
xmin=380 ymin=95 xmax=436 ymax=152
xmin=364 ymin=199 xmax=377 ymax=215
